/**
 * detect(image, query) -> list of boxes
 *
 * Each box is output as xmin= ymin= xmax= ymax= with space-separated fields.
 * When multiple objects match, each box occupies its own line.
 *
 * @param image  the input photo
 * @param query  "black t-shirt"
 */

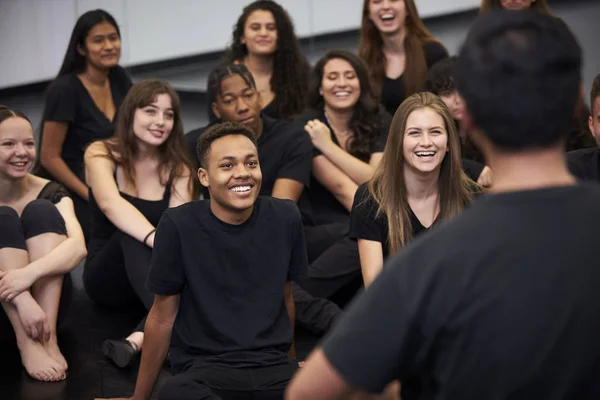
xmin=567 ymin=147 xmax=600 ymax=182
xmin=37 ymin=181 xmax=70 ymax=204
xmin=348 ymin=183 xmax=431 ymax=259
xmin=323 ymin=184 xmax=600 ymax=399
xmin=461 ymin=158 xmax=484 ymax=181
xmin=41 ymin=66 xmax=132 ymax=180
xmin=147 ymin=196 xmax=308 ymax=374
xmin=381 ymin=41 xmax=449 ymax=116
xmin=186 ymin=114 xmax=313 ymax=196
xmin=298 ymin=108 xmax=392 ymax=226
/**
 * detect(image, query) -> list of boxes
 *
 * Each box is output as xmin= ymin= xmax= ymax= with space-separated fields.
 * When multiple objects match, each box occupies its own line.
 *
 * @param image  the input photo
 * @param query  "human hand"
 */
xmin=477 ymin=166 xmax=493 ymax=188
xmin=0 ymin=267 xmax=37 ymax=302
xmin=304 ymin=119 xmax=333 ymax=150
xmin=14 ymin=295 xmax=51 ymax=341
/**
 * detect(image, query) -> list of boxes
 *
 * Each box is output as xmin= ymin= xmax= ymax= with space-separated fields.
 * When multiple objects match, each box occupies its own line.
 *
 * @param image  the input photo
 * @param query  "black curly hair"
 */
xmin=426 ymin=56 xmax=458 ymax=95
xmin=225 ymin=0 xmax=310 ymax=119
xmin=308 ymin=50 xmax=382 ymax=162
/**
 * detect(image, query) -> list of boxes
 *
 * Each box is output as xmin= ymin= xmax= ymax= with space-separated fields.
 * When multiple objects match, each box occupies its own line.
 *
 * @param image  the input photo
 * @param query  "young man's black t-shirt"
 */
xmin=186 ymin=115 xmax=313 ymax=196
xmin=567 ymin=147 xmax=600 ymax=182
xmin=323 ymin=184 xmax=600 ymax=399
xmin=348 ymin=183 xmax=433 ymax=259
xmin=147 ymin=197 xmax=308 ymax=374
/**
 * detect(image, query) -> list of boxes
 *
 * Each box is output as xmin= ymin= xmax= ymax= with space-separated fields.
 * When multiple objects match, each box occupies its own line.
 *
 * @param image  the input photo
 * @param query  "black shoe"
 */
xmin=102 ymin=339 xmax=138 ymax=368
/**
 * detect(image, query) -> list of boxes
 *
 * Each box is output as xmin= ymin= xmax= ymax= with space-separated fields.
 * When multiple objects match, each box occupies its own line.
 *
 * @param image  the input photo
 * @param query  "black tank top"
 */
xmin=87 ymin=174 xmax=171 ymax=258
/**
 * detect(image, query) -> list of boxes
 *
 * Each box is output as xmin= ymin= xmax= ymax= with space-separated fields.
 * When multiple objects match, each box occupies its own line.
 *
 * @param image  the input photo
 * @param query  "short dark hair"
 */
xmin=196 ymin=122 xmax=258 ymax=168
xmin=455 ymin=10 xmax=582 ymax=149
xmin=426 ymin=56 xmax=458 ymax=95
xmin=591 ymin=73 xmax=600 ymax=111
xmin=206 ymin=64 xmax=257 ymax=123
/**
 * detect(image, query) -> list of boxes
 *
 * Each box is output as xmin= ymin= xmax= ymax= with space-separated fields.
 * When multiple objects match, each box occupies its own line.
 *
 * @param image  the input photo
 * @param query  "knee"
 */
xmin=0 ymin=206 xmax=25 ymax=250
xmin=157 ymin=374 xmax=190 ymax=400
xmin=21 ymin=199 xmax=67 ymax=239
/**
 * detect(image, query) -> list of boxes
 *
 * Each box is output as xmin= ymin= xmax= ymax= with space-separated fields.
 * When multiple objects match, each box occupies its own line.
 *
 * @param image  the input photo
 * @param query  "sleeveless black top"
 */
xmin=87 ymin=173 xmax=171 ymax=258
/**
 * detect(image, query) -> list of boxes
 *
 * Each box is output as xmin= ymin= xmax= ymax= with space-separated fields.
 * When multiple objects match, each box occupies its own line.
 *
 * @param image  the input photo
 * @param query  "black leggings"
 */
xmin=83 ymin=231 xmax=153 ymax=332
xmin=0 ymin=200 xmax=72 ymax=341
xmin=158 ymin=361 xmax=298 ymax=400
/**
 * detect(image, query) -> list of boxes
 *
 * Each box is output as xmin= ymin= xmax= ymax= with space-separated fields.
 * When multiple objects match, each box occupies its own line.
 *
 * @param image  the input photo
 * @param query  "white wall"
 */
xmin=0 ymin=0 xmax=480 ymax=89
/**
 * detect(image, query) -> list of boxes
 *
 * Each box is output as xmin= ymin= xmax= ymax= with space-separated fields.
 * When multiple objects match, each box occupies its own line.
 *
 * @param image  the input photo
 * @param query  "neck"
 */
xmin=0 ymin=174 xmax=29 ymax=203
xmin=381 ymin=27 xmax=407 ymax=55
xmin=403 ymin=167 xmax=440 ymax=200
xmin=485 ymin=145 xmax=576 ymax=193
xmin=324 ymin=105 xmax=353 ymax=134
xmin=80 ymin=64 xmax=110 ymax=85
xmin=210 ymin=200 xmax=254 ymax=225
xmin=243 ymin=53 xmax=273 ymax=76
xmin=135 ymin=141 xmax=160 ymax=161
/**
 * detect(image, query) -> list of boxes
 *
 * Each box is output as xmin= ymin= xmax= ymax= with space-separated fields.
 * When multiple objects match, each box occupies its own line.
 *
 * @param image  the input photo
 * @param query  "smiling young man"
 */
xmin=187 ymin=64 xmax=312 ymax=203
xmin=567 ymin=72 xmax=600 ymax=182
xmin=99 ymin=122 xmax=307 ymax=400
xmin=286 ymin=10 xmax=600 ymax=400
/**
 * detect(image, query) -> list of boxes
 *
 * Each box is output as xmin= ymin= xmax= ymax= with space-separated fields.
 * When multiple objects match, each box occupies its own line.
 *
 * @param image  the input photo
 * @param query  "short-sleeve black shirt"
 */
xmin=381 ymin=41 xmax=449 ymax=116
xmin=147 ymin=197 xmax=308 ymax=374
xmin=186 ymin=114 xmax=313 ymax=196
xmin=298 ymin=109 xmax=392 ymax=226
xmin=567 ymin=147 xmax=600 ymax=182
xmin=323 ymin=184 xmax=600 ymax=399
xmin=41 ymin=66 xmax=132 ymax=180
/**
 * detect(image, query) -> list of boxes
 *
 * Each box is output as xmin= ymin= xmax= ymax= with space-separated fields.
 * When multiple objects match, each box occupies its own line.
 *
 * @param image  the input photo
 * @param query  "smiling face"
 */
xmin=403 ymin=107 xmax=449 ymax=175
xmin=500 ymin=0 xmax=536 ymax=10
xmin=213 ymin=74 xmax=262 ymax=135
xmin=0 ymin=117 xmax=36 ymax=180
xmin=368 ymin=0 xmax=406 ymax=35
xmin=199 ymin=134 xmax=262 ymax=222
xmin=320 ymin=58 xmax=361 ymax=112
xmin=132 ymin=93 xmax=174 ymax=148
xmin=241 ymin=9 xmax=278 ymax=56
xmin=80 ymin=21 xmax=121 ymax=70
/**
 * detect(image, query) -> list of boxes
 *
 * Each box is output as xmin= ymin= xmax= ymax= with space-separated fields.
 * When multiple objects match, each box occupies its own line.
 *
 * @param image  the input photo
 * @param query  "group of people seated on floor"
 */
xmin=1 ymin=0 xmax=600 ymax=399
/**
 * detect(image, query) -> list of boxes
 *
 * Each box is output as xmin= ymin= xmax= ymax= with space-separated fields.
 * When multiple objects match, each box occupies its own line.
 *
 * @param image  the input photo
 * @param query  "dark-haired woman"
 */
xmin=297 ymin=50 xmax=391 ymax=302
xmin=480 ymin=0 xmax=551 ymax=13
xmin=359 ymin=0 xmax=448 ymax=116
xmin=38 ymin=9 xmax=132 ymax=238
xmin=83 ymin=80 xmax=196 ymax=368
xmin=0 ymin=106 xmax=86 ymax=381
xmin=220 ymin=0 xmax=310 ymax=121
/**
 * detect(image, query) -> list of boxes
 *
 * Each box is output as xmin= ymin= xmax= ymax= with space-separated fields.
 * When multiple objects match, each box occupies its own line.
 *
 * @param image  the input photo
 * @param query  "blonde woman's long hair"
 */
xmin=368 ymin=92 xmax=477 ymax=255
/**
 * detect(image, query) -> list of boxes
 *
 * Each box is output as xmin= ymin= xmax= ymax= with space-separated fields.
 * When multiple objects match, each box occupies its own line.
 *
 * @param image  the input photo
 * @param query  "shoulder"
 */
xmin=109 ymin=65 xmax=131 ymax=86
xmin=567 ymin=147 xmax=599 ymax=161
xmin=84 ymin=140 xmax=111 ymax=159
xmin=353 ymin=182 xmax=378 ymax=212
xmin=259 ymin=196 xmax=301 ymax=221
xmin=35 ymin=179 xmax=71 ymax=204
xmin=292 ymin=108 xmax=322 ymax=125
xmin=422 ymin=40 xmax=449 ymax=65
xmin=266 ymin=116 xmax=311 ymax=145
xmin=164 ymin=200 xmax=208 ymax=225
xmin=46 ymin=74 xmax=77 ymax=97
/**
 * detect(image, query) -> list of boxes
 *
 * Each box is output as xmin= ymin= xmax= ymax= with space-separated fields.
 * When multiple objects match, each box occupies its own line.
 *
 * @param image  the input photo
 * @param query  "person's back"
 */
xmin=286 ymin=10 xmax=600 ymax=400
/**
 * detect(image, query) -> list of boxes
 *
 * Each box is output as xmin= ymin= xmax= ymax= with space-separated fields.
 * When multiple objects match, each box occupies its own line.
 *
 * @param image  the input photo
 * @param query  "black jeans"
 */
xmin=158 ymin=361 xmax=298 ymax=400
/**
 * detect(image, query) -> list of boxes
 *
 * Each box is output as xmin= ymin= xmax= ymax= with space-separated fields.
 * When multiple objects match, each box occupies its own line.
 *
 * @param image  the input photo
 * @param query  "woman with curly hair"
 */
xmin=359 ymin=0 xmax=448 ymax=116
xmin=221 ymin=0 xmax=310 ymax=121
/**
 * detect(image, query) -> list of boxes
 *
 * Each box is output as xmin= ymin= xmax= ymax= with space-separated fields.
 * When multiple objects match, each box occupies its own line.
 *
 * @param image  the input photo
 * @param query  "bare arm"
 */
xmin=318 ymin=142 xmax=382 ymax=185
xmin=84 ymin=141 xmax=157 ymax=247
xmin=313 ymin=156 xmax=358 ymax=212
xmin=272 ymin=178 xmax=305 ymax=202
xmin=358 ymin=239 xmax=385 ymax=288
xmin=285 ymin=281 xmax=296 ymax=359
xmin=41 ymin=121 xmax=89 ymax=200
xmin=132 ymin=294 xmax=179 ymax=400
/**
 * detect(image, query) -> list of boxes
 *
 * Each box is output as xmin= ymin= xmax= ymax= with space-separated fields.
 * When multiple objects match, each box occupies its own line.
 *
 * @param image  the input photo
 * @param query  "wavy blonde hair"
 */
xmin=368 ymin=92 xmax=477 ymax=254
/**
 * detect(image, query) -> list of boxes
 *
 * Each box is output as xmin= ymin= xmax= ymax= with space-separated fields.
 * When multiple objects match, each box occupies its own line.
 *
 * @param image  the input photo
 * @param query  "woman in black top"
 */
xmin=302 ymin=50 xmax=391 ymax=229
xmin=218 ymin=0 xmax=310 ymax=121
xmin=350 ymin=93 xmax=477 ymax=287
xmin=83 ymin=80 xmax=196 ymax=368
xmin=359 ymin=0 xmax=448 ymax=116
xmin=38 ymin=10 xmax=132 ymax=238
xmin=0 ymin=106 xmax=86 ymax=382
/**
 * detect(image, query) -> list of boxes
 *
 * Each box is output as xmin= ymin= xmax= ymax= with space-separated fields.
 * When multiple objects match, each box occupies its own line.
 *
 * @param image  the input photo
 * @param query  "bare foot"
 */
xmin=18 ymin=338 xmax=66 ymax=382
xmin=43 ymin=338 xmax=68 ymax=371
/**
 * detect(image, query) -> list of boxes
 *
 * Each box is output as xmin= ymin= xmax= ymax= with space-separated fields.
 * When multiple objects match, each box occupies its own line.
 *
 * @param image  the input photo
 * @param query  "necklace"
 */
xmin=324 ymin=110 xmax=351 ymax=137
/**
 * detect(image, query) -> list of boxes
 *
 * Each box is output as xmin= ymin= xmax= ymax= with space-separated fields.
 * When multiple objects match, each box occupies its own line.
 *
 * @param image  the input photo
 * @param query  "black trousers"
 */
xmin=0 ymin=200 xmax=72 ymax=341
xmin=298 ymin=237 xmax=363 ymax=308
xmin=83 ymin=231 xmax=153 ymax=332
xmin=158 ymin=361 xmax=298 ymax=400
